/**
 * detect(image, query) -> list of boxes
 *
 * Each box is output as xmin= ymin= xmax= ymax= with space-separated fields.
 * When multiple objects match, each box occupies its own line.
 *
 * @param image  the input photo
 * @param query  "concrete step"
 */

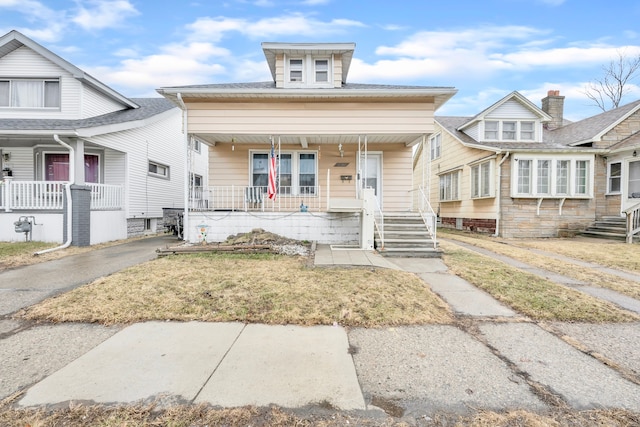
xmin=378 ymin=247 xmax=442 ymax=258
xmin=579 ymin=230 xmax=626 ymax=241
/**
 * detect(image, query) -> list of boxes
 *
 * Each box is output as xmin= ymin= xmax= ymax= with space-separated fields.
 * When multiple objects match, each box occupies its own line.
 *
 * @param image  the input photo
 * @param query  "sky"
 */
xmin=2 ymin=0 xmax=640 ymax=121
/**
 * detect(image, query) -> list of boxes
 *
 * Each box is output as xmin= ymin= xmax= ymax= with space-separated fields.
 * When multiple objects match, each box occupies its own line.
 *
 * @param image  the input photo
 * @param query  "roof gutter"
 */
xmin=35 ymin=134 xmax=75 ymax=255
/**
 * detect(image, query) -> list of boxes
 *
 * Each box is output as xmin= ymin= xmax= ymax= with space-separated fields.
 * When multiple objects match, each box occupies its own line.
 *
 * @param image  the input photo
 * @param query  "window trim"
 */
xmin=430 ymin=133 xmax=441 ymax=161
xmin=470 ymin=160 xmax=493 ymax=199
xmin=40 ymin=150 xmax=102 ymax=183
xmin=249 ymin=149 xmax=318 ymax=196
xmin=438 ymin=169 xmax=461 ymax=202
xmin=0 ymin=77 xmax=61 ymax=109
xmin=288 ymin=58 xmax=304 ymax=83
xmin=607 ymin=161 xmax=622 ymax=195
xmin=510 ymin=155 xmax=593 ymax=198
xmin=148 ymin=160 xmax=170 ymax=179
xmin=483 ymin=120 xmax=538 ymax=142
xmin=314 ymin=58 xmax=329 ymax=83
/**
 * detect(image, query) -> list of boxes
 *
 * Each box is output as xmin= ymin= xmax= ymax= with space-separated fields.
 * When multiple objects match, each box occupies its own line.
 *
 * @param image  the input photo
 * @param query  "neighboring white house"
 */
xmin=0 ymin=30 xmax=207 ymax=245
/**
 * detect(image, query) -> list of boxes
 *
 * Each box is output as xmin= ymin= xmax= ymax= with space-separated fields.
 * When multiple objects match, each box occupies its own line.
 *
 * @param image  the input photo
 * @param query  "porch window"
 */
xmin=439 ymin=170 xmax=460 ymax=201
xmin=556 ymin=160 xmax=569 ymax=195
xmin=0 ymin=78 xmax=60 ymax=108
xmin=629 ymin=161 xmax=640 ymax=198
xmin=299 ymin=153 xmax=316 ymax=194
xmin=471 ymin=161 xmax=492 ymax=198
xmin=44 ymin=153 xmax=99 ymax=182
xmin=608 ymin=162 xmax=621 ymax=194
xmin=251 ymin=151 xmax=316 ymax=195
xmin=430 ymin=133 xmax=441 ymax=160
xmin=512 ymin=156 xmax=592 ymax=197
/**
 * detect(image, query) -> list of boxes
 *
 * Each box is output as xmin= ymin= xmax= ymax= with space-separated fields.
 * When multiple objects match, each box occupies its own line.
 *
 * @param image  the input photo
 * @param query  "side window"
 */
xmin=289 ymin=59 xmax=303 ymax=82
xmin=148 ymin=161 xmax=170 ymax=179
xmin=430 ymin=134 xmax=441 ymax=160
xmin=608 ymin=162 xmax=621 ymax=193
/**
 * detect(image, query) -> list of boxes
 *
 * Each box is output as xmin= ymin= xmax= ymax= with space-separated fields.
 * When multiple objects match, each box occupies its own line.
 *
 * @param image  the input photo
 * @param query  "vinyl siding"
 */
xmin=87 ymin=109 xmax=184 ymax=218
xmin=209 ymin=141 xmax=413 ymax=211
xmin=80 ymin=84 xmax=127 ymax=118
xmin=187 ymin=101 xmax=435 ymax=135
xmin=2 ymin=146 xmax=34 ymax=180
xmin=0 ymin=46 xmax=82 ymax=119
xmin=486 ymin=99 xmax=538 ymax=119
xmin=428 ymin=123 xmax=499 ymax=219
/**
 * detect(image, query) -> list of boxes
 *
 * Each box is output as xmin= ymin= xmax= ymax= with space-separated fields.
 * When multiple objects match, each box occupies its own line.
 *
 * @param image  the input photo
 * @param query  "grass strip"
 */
xmin=440 ymin=241 xmax=639 ymax=323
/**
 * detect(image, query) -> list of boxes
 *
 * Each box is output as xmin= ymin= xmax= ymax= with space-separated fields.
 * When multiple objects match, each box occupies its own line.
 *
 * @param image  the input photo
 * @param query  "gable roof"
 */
xmin=0 ymin=30 xmax=138 ymax=109
xmin=0 ymin=97 xmax=175 ymax=137
xmin=457 ymin=91 xmax=552 ymax=132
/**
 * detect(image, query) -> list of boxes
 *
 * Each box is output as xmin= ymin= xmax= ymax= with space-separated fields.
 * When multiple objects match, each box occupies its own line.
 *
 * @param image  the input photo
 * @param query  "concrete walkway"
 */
xmin=2 ymin=238 xmax=640 ymax=420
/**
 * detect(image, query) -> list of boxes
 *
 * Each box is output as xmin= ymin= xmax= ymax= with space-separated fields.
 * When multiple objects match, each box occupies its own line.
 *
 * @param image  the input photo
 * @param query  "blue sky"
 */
xmin=2 ymin=0 xmax=640 ymax=121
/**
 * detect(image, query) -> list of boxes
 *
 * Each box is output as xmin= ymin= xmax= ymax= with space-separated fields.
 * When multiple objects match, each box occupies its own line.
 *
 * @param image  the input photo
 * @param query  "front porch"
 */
xmin=0 ymin=179 xmax=125 ymax=243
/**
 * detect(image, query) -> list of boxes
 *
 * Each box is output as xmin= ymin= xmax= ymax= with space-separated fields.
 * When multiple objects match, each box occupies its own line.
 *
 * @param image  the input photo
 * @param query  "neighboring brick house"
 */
xmin=413 ymin=90 xmax=640 ymax=240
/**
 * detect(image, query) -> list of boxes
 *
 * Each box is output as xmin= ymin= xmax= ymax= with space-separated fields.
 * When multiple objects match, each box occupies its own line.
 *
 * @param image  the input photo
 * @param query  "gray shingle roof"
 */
xmin=0 ymin=98 xmax=175 ymax=132
xmin=437 ymin=98 xmax=640 ymax=152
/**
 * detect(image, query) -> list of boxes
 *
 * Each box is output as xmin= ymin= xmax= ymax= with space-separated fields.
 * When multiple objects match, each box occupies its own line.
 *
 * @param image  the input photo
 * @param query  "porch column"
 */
xmin=63 ymin=184 xmax=91 ymax=246
xmin=68 ymin=138 xmax=86 ymax=184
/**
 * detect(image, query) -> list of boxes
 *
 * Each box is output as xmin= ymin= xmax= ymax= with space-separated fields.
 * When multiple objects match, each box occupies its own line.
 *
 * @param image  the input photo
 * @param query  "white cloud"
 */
xmin=72 ymin=0 xmax=139 ymax=31
xmin=186 ymin=13 xmax=365 ymax=41
xmin=0 ymin=0 xmax=66 ymax=41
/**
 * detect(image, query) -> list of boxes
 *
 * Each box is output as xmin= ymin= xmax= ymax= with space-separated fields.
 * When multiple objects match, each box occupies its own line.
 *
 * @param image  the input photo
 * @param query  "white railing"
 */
xmin=623 ymin=201 xmax=640 ymax=243
xmin=205 ymin=185 xmax=321 ymax=212
xmin=4 ymin=181 xmax=65 ymax=210
xmin=2 ymin=180 xmax=123 ymax=211
xmin=373 ymin=194 xmax=384 ymax=249
xmin=89 ymin=183 xmax=124 ymax=210
xmin=418 ymin=185 xmax=438 ymax=249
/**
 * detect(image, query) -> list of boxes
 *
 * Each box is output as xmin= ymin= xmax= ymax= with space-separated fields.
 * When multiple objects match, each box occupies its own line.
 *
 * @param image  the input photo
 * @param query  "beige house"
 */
xmin=414 ymin=90 xmax=640 ymax=242
xmin=158 ymin=42 xmax=457 ymax=252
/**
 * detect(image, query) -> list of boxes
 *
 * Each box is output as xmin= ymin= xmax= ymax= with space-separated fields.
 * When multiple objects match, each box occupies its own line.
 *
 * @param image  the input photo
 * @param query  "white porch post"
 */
xmin=68 ymin=138 xmax=85 ymax=184
xmin=361 ymin=188 xmax=375 ymax=250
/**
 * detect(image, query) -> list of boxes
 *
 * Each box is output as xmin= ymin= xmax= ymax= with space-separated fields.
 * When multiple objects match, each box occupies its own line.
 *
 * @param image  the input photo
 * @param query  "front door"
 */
xmin=359 ymin=152 xmax=382 ymax=203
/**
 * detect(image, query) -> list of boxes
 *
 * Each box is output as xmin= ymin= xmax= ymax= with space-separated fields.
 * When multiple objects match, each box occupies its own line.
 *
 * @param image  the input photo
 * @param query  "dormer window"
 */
xmin=289 ymin=59 xmax=303 ymax=82
xmin=315 ymin=59 xmax=328 ymax=82
xmin=484 ymin=120 xmax=537 ymax=141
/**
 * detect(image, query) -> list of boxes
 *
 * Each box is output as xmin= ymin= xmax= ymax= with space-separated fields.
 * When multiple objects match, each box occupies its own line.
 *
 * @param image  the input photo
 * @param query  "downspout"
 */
xmin=35 ymin=134 xmax=75 ymax=255
xmin=177 ymin=93 xmax=189 ymax=241
xmin=494 ymin=151 xmax=510 ymax=237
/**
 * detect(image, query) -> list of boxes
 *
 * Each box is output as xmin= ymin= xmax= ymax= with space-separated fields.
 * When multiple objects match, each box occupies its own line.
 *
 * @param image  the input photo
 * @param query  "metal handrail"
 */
xmin=622 ymin=200 xmax=640 ymax=243
xmin=418 ymin=185 xmax=438 ymax=249
xmin=373 ymin=195 xmax=384 ymax=249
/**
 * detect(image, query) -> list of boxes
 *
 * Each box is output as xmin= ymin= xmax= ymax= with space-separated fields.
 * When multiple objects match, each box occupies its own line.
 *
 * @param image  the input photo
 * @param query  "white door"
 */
xmin=359 ymin=153 xmax=382 ymax=202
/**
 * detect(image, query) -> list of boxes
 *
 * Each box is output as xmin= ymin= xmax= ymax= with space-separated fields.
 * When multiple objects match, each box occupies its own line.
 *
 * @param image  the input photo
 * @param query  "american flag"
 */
xmin=267 ymin=141 xmax=277 ymax=200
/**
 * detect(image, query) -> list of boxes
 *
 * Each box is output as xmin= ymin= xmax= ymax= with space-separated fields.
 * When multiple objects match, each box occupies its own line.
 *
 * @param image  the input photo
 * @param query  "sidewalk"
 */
xmin=2 ymin=239 xmax=640 ymax=419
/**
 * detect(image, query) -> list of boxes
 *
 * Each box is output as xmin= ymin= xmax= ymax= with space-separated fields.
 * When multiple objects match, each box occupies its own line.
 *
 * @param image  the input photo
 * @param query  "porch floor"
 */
xmin=313 ymin=244 xmax=401 ymax=270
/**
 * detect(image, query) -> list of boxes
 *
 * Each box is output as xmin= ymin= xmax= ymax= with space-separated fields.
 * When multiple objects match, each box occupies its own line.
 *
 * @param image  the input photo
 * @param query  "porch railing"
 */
xmin=418 ymin=185 xmax=438 ymax=249
xmin=623 ymin=201 xmax=640 ymax=243
xmin=89 ymin=183 xmax=124 ymax=210
xmin=205 ymin=185 xmax=321 ymax=212
xmin=373 ymin=194 xmax=384 ymax=249
xmin=2 ymin=180 xmax=123 ymax=211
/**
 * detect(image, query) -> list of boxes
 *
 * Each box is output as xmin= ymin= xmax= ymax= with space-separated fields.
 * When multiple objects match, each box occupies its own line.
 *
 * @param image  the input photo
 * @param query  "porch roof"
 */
xmin=0 ymin=98 xmax=175 ymax=138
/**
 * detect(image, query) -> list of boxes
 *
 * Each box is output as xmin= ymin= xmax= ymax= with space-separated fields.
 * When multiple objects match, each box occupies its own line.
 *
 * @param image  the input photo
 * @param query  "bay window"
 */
xmin=512 ymin=156 xmax=593 ymax=197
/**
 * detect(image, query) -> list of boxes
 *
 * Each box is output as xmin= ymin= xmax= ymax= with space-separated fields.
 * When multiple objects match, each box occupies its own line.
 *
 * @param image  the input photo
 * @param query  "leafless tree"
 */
xmin=584 ymin=49 xmax=640 ymax=111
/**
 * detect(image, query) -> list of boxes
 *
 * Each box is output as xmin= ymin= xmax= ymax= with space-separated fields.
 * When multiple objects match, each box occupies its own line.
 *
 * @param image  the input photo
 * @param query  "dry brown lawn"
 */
xmin=1 ymin=399 xmax=638 ymax=427
xmin=440 ymin=230 xmax=640 ymax=300
xmin=440 ymin=240 xmax=639 ymax=323
xmin=19 ymin=253 xmax=453 ymax=327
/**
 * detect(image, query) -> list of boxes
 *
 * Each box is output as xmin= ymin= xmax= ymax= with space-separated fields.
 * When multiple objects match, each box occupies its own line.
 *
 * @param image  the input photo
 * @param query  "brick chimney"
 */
xmin=541 ymin=90 xmax=565 ymax=130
